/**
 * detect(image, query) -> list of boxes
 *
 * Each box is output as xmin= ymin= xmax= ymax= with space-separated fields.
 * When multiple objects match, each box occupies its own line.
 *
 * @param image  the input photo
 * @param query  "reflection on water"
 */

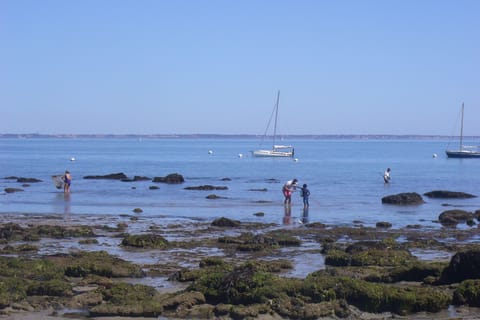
xmin=283 ymin=205 xmax=292 ymax=224
xmin=302 ymin=207 xmax=309 ymax=224
xmin=64 ymin=193 xmax=71 ymax=216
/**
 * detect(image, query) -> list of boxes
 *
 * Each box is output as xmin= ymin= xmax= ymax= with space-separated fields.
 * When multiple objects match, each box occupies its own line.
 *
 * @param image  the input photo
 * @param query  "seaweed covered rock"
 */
xmin=218 ymin=232 xmax=300 ymax=252
xmin=89 ymin=282 xmax=162 ymax=317
xmin=152 ymin=173 xmax=184 ymax=184
xmin=345 ymin=241 xmax=393 ymax=254
xmin=382 ymin=192 xmax=424 ymax=205
xmin=121 ymin=234 xmax=169 ymax=249
xmin=382 ymin=261 xmax=447 ymax=283
xmin=0 ymin=256 xmax=70 ymax=308
xmin=48 ymin=251 xmax=145 ymax=278
xmin=326 ymin=244 xmax=415 ymax=267
xmin=188 ymin=261 xmax=285 ymax=305
xmin=304 ymin=273 xmax=451 ymax=315
xmin=424 ymin=190 xmax=476 ymax=199
xmin=440 ymin=249 xmax=480 ymax=284
xmin=0 ymin=223 xmax=95 ymax=241
xmin=453 ymin=279 xmax=480 ymax=307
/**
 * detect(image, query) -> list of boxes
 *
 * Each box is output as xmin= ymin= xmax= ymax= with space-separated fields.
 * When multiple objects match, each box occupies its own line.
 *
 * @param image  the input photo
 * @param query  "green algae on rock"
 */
xmin=48 ymin=251 xmax=145 ymax=278
xmin=453 ymin=279 xmax=480 ymax=307
xmin=121 ymin=233 xmax=169 ymax=249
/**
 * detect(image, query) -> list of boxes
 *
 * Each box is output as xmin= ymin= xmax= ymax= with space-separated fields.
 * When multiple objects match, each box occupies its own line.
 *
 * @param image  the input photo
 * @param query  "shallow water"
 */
xmin=1 ymin=137 xmax=480 ymax=230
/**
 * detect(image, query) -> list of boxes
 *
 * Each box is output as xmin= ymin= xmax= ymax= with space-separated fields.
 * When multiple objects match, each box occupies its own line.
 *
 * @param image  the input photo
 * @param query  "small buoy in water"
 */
xmin=208 ymin=150 xmax=213 ymax=155
xmin=70 ymin=157 xmax=76 ymax=161
xmin=432 ymin=154 xmax=437 ymax=158
xmin=238 ymin=153 xmax=243 ymax=158
xmin=294 ymin=158 xmax=299 ymax=162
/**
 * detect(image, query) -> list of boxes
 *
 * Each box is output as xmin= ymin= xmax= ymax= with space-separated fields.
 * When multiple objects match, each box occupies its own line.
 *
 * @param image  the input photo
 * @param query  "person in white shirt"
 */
xmin=383 ymin=168 xmax=391 ymax=184
xmin=282 ymin=178 xmax=298 ymax=205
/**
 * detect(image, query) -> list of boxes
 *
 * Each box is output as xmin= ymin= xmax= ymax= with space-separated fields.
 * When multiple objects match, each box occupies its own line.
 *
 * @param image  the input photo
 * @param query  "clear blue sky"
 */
xmin=1 ymin=0 xmax=479 ymax=135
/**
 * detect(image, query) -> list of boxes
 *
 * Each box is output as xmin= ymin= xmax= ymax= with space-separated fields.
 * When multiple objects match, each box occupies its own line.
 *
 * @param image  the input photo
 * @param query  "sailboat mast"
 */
xmin=460 ymin=102 xmax=464 ymax=151
xmin=272 ymin=90 xmax=280 ymax=148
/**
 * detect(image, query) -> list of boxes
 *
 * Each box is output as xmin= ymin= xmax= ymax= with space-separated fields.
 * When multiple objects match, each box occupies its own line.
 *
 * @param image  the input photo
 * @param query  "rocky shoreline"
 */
xmin=0 ymin=208 xmax=480 ymax=320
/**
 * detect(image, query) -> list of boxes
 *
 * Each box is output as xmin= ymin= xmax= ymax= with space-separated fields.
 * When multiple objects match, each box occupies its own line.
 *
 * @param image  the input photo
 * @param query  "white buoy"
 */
xmin=432 ymin=153 xmax=437 ymax=158
xmin=238 ymin=153 xmax=243 ymax=158
xmin=70 ymin=157 xmax=76 ymax=161
xmin=208 ymin=150 xmax=213 ymax=155
xmin=294 ymin=158 xmax=299 ymax=162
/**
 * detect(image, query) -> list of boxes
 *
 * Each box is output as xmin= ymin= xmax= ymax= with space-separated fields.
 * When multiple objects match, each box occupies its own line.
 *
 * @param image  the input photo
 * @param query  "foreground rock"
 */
xmin=440 ymin=249 xmax=480 ymax=284
xmin=424 ymin=190 xmax=476 ymax=199
xmin=382 ymin=192 xmax=424 ymax=205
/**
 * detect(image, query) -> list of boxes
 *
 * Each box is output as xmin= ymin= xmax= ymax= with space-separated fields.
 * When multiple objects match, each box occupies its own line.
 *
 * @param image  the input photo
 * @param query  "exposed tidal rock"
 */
xmin=152 ymin=173 xmax=184 ymax=184
xmin=206 ymin=194 xmax=226 ymax=199
xmin=381 ymin=192 xmax=424 ymax=205
xmin=438 ymin=209 xmax=474 ymax=226
xmin=83 ymin=172 xmax=128 ymax=180
xmin=376 ymin=221 xmax=392 ymax=228
xmin=424 ymin=190 xmax=476 ymax=199
xmin=211 ymin=217 xmax=240 ymax=227
xmin=17 ymin=177 xmax=43 ymax=183
xmin=305 ymin=222 xmax=327 ymax=228
xmin=184 ymin=185 xmax=228 ymax=191
xmin=4 ymin=188 xmax=24 ymax=193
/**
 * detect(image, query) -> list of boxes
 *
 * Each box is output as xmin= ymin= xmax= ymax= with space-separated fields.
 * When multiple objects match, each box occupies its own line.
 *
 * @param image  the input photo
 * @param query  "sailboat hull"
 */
xmin=446 ymin=150 xmax=480 ymax=158
xmin=252 ymin=149 xmax=294 ymax=157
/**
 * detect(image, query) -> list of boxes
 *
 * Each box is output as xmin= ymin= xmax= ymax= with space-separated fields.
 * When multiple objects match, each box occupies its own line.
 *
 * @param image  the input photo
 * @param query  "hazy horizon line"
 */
xmin=1 ymin=133 xmax=478 ymax=139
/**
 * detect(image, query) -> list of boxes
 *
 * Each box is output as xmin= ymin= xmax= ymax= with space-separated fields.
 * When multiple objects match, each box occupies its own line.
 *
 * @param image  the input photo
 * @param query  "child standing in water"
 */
xmin=300 ymin=183 xmax=310 ymax=208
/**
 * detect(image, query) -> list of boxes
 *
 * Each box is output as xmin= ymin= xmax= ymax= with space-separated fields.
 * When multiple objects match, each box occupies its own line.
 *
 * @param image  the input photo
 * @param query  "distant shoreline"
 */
xmin=0 ymin=133 xmax=477 ymax=140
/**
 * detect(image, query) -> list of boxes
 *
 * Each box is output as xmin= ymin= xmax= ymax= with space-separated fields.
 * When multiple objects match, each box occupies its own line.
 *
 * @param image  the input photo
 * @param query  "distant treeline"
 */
xmin=0 ymin=133 xmax=477 ymax=140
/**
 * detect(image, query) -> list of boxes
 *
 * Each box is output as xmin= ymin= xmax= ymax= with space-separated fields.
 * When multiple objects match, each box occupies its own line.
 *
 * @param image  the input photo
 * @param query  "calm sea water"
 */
xmin=1 ymin=137 xmax=479 ymax=228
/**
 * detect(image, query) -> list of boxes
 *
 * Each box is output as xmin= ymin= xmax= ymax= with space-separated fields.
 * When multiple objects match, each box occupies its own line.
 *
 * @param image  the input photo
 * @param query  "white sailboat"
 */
xmin=445 ymin=103 xmax=480 ymax=158
xmin=252 ymin=91 xmax=294 ymax=158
